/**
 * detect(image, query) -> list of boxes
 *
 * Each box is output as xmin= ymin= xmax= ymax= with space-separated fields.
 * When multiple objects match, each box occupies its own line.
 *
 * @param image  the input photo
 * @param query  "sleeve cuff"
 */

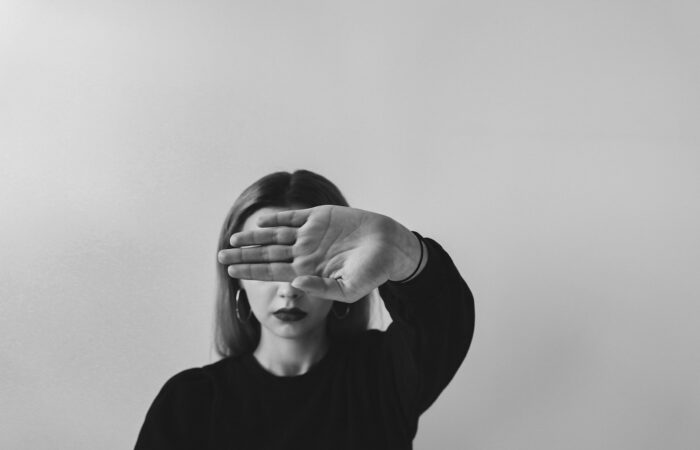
xmin=381 ymin=234 xmax=443 ymax=300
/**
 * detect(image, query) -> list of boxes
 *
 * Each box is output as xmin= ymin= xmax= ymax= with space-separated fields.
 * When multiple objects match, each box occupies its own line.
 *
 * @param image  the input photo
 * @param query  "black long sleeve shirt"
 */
xmin=135 ymin=236 xmax=475 ymax=449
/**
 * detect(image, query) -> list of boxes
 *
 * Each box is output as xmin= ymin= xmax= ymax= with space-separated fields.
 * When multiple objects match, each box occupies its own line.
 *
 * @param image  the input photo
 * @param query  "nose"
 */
xmin=277 ymin=282 xmax=303 ymax=299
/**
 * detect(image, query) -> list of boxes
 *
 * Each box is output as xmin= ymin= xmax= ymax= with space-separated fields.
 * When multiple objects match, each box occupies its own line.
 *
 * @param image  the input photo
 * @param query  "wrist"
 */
xmin=387 ymin=225 xmax=426 ymax=282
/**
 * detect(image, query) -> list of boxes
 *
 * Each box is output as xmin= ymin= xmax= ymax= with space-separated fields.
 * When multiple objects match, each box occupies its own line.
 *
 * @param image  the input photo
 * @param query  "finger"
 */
xmin=230 ymin=227 xmax=297 ymax=247
xmin=291 ymin=275 xmax=349 ymax=302
xmin=256 ymin=208 xmax=312 ymax=228
xmin=227 ymin=263 xmax=296 ymax=281
xmin=218 ymin=245 xmax=293 ymax=265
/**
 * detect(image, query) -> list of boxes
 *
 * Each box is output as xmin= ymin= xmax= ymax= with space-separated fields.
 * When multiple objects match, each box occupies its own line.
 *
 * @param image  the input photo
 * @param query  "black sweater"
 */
xmin=135 ymin=236 xmax=475 ymax=450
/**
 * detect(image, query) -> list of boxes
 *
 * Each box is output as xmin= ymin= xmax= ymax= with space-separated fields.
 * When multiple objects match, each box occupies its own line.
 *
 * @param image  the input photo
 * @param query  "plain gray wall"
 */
xmin=1 ymin=1 xmax=698 ymax=449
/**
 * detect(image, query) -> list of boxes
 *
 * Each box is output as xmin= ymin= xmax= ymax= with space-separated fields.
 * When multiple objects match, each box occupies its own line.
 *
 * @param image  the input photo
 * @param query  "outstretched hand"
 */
xmin=217 ymin=205 xmax=422 ymax=303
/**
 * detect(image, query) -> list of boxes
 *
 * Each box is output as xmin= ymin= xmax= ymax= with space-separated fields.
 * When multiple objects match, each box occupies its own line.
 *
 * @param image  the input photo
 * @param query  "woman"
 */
xmin=135 ymin=169 xmax=475 ymax=450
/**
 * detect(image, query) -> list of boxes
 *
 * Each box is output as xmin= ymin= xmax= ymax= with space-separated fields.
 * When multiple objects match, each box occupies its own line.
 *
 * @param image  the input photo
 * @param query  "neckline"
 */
xmin=241 ymin=340 xmax=340 ymax=385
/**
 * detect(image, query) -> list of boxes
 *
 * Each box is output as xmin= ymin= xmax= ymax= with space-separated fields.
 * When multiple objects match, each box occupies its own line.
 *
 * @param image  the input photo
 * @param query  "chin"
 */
xmin=269 ymin=322 xmax=320 ymax=339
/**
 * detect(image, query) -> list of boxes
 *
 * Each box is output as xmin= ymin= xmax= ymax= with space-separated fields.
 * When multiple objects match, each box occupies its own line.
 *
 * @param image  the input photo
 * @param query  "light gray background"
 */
xmin=1 ymin=1 xmax=699 ymax=449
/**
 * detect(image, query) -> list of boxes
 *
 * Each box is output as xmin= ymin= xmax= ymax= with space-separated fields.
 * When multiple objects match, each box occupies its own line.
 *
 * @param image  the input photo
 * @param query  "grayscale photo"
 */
xmin=1 ymin=1 xmax=698 ymax=449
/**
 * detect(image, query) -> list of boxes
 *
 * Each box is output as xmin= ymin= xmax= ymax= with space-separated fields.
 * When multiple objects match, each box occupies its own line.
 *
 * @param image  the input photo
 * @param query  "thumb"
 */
xmin=291 ymin=275 xmax=347 ymax=302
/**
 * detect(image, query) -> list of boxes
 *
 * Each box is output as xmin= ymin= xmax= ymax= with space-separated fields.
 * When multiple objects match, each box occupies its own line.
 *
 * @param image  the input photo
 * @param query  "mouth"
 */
xmin=272 ymin=307 xmax=307 ymax=322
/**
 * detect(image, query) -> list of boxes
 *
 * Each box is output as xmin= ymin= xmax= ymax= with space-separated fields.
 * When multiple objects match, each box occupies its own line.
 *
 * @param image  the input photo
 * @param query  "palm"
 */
xmin=219 ymin=205 xmax=400 ymax=302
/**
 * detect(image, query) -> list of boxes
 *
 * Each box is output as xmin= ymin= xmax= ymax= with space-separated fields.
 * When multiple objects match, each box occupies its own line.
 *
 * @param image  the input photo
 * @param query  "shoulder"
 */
xmin=155 ymin=356 xmax=239 ymax=402
xmin=143 ymin=363 xmax=226 ymax=423
xmin=167 ymin=367 xmax=210 ymax=383
xmin=153 ymin=367 xmax=214 ymax=407
xmin=161 ymin=356 xmax=237 ymax=390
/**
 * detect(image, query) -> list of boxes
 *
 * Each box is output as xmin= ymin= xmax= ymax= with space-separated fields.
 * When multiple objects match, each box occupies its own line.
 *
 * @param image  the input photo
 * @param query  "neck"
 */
xmin=253 ymin=326 xmax=331 ymax=377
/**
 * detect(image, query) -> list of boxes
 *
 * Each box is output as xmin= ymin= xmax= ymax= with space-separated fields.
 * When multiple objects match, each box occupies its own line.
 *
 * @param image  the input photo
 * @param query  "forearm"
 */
xmin=378 ymin=236 xmax=475 ymax=416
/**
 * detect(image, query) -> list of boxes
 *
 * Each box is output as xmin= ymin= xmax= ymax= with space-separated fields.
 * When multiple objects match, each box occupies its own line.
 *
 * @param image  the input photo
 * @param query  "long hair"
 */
xmin=214 ymin=170 xmax=371 ymax=358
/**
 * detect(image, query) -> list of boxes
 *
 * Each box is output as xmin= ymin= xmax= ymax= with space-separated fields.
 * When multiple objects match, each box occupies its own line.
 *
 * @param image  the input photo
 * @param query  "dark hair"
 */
xmin=213 ymin=169 xmax=371 ymax=358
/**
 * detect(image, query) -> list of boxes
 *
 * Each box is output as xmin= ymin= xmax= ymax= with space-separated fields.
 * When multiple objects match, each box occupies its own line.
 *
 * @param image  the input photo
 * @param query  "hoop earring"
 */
xmin=235 ymin=289 xmax=252 ymax=322
xmin=332 ymin=302 xmax=351 ymax=320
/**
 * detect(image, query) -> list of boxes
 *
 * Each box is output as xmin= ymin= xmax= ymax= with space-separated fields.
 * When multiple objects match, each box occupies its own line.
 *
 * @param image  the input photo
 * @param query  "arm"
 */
xmin=378 ymin=232 xmax=476 ymax=419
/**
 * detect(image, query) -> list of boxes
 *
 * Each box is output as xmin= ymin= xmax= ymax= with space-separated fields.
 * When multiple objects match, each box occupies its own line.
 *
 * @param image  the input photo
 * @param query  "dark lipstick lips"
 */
xmin=273 ymin=307 xmax=307 ymax=316
xmin=273 ymin=307 xmax=307 ymax=322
